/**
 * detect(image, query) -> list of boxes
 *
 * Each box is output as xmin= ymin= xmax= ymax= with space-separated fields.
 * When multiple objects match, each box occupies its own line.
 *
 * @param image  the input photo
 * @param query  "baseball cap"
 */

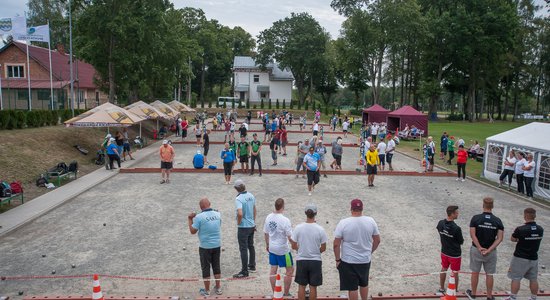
xmin=109 ymin=137 xmax=115 ymax=142
xmin=105 ymin=134 xmax=112 ymax=138
xmin=162 ymin=140 xmax=168 ymax=145
xmin=234 ymin=179 xmax=245 ymax=188
xmin=350 ymin=199 xmax=363 ymax=211
xmin=305 ymin=203 xmax=317 ymax=213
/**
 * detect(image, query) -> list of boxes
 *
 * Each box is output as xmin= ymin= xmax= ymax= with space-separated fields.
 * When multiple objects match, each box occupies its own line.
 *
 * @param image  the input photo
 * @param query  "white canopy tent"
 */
xmin=483 ymin=122 xmax=550 ymax=201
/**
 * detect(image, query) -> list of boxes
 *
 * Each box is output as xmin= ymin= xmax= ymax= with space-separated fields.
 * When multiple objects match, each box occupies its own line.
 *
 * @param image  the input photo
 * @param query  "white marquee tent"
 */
xmin=483 ymin=122 xmax=550 ymax=200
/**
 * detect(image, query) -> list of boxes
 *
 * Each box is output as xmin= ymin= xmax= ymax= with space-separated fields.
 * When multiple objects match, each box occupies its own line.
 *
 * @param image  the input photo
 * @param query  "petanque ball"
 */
xmin=71 ymin=264 xmax=76 ymax=268
xmin=42 ymin=254 xmax=46 ymax=258
xmin=222 ymin=248 xmax=225 ymax=252
xmin=541 ymin=265 xmax=546 ymax=269
xmin=539 ymin=289 xmax=544 ymax=293
xmin=18 ymin=291 xmax=24 ymax=296
xmin=51 ymin=270 xmax=56 ymax=274
xmin=326 ymin=221 xmax=329 ymax=224
xmin=378 ymin=293 xmax=382 ymax=296
xmin=182 ymin=247 xmax=186 ymax=250
xmin=1 ymin=276 xmax=6 ymax=280
xmin=103 ymin=223 xmax=106 ymax=226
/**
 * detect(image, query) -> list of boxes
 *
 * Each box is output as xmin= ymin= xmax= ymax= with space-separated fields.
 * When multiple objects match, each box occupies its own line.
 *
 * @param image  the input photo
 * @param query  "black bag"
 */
xmin=68 ymin=160 xmax=78 ymax=173
xmin=49 ymin=162 xmax=68 ymax=175
xmin=36 ymin=176 xmax=49 ymax=187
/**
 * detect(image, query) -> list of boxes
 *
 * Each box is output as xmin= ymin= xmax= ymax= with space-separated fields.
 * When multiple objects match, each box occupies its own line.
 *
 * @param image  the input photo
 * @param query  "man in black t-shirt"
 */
xmin=504 ymin=208 xmax=544 ymax=300
xmin=239 ymin=123 xmax=247 ymax=138
xmin=249 ymin=133 xmax=262 ymax=177
xmin=466 ymin=198 xmax=504 ymax=300
xmin=436 ymin=205 xmax=464 ymax=294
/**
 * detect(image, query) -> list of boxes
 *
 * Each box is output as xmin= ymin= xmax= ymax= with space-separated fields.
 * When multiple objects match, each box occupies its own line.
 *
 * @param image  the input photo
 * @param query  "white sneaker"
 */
xmin=461 ymin=179 xmax=465 ymax=182
xmin=308 ymin=192 xmax=312 ymax=196
xmin=456 ymin=178 xmax=460 ymax=181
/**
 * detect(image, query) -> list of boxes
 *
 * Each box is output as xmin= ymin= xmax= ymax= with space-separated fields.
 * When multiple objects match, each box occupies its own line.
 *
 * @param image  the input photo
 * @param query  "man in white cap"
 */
xmin=159 ymin=139 xmax=175 ymax=184
xmin=291 ymin=203 xmax=328 ymax=300
xmin=233 ymin=179 xmax=257 ymax=278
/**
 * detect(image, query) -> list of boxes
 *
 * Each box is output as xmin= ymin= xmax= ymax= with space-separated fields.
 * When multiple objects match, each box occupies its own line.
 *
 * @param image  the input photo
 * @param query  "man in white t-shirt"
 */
xmin=292 ymin=203 xmax=328 ymax=300
xmin=370 ymin=124 xmax=379 ymax=142
xmin=342 ymin=120 xmax=350 ymax=138
xmin=334 ymin=199 xmax=381 ymax=300
xmin=386 ymin=135 xmax=396 ymax=171
xmin=312 ymin=121 xmax=320 ymax=136
xmin=515 ymin=152 xmax=526 ymax=194
xmin=376 ymin=140 xmax=387 ymax=171
xmin=263 ymin=198 xmax=294 ymax=296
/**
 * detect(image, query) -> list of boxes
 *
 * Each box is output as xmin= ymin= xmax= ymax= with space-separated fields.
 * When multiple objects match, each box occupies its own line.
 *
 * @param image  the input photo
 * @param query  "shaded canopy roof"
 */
xmin=363 ymin=104 xmax=390 ymax=113
xmin=150 ymin=100 xmax=178 ymax=119
xmin=486 ymin=122 xmax=550 ymax=153
xmin=64 ymin=102 xmax=145 ymax=127
xmin=388 ymin=105 xmax=424 ymax=116
xmin=125 ymin=101 xmax=169 ymax=120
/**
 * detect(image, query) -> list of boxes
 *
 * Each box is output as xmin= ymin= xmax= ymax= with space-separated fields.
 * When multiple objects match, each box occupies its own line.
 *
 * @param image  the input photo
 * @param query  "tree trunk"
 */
xmin=297 ymin=77 xmax=305 ymax=105
xmin=400 ymin=50 xmax=405 ymax=107
xmin=200 ymin=60 xmax=206 ymax=108
xmin=374 ymin=45 xmax=384 ymax=104
xmin=108 ymin=34 xmax=115 ymax=103
xmin=503 ymin=76 xmax=510 ymax=120
xmin=512 ymin=83 xmax=519 ymax=122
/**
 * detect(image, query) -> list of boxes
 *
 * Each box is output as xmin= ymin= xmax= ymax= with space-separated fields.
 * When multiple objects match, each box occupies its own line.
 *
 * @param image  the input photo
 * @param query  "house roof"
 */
xmin=2 ymin=42 xmax=98 ymax=89
xmin=388 ymin=105 xmax=425 ymax=116
xmin=364 ymin=104 xmax=390 ymax=113
xmin=233 ymin=56 xmax=294 ymax=81
xmin=0 ymin=78 xmax=69 ymax=89
xmin=486 ymin=122 xmax=550 ymax=153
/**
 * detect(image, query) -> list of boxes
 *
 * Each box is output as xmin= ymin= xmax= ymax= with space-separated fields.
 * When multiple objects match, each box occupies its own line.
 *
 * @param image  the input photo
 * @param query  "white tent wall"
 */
xmin=483 ymin=122 xmax=550 ymax=201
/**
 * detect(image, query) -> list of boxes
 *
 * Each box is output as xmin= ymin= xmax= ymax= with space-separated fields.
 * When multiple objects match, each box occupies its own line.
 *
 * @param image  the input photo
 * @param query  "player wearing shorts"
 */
xmin=437 ymin=205 xmax=464 ymax=294
xmin=334 ymin=199 xmax=380 ymax=300
xmin=159 ymin=140 xmax=175 ymax=184
xmin=237 ymin=136 xmax=250 ymax=173
xmin=366 ymin=144 xmax=379 ymax=187
xmin=504 ymin=208 xmax=543 ymax=300
xmin=264 ymin=198 xmax=294 ymax=296
xmin=466 ymin=197 xmax=504 ymax=300
xmin=303 ymin=146 xmax=321 ymax=196
xmin=221 ymin=143 xmax=236 ymax=184
xmin=291 ymin=203 xmax=327 ymax=300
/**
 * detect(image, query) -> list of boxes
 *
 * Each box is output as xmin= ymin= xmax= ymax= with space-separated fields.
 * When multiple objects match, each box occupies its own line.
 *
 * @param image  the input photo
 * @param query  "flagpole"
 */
xmin=26 ymin=41 xmax=32 ymax=111
xmin=0 ymin=64 xmax=3 ymax=110
xmin=47 ymin=20 xmax=53 ymax=110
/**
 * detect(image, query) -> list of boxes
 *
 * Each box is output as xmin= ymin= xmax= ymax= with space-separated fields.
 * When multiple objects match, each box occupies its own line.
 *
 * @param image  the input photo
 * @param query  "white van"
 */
xmin=217 ymin=97 xmax=242 ymax=108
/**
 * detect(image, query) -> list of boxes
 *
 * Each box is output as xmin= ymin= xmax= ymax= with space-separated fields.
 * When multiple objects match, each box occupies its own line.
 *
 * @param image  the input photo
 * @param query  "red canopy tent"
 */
xmin=362 ymin=104 xmax=390 ymax=124
xmin=387 ymin=105 xmax=428 ymax=135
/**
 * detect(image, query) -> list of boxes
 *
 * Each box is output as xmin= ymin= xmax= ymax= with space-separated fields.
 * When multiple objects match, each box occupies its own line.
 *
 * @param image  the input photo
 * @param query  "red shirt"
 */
xmin=181 ymin=120 xmax=188 ymax=130
xmin=457 ymin=149 xmax=468 ymax=164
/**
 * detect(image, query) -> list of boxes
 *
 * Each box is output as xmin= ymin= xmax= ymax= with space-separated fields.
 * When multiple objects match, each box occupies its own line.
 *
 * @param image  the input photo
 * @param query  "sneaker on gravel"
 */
xmin=233 ymin=272 xmax=248 ymax=278
xmin=248 ymin=267 xmax=256 ymax=273
xmin=466 ymin=289 xmax=476 ymax=300
xmin=214 ymin=286 xmax=223 ymax=295
xmin=199 ymin=288 xmax=209 ymax=296
xmin=436 ymin=289 xmax=445 ymax=296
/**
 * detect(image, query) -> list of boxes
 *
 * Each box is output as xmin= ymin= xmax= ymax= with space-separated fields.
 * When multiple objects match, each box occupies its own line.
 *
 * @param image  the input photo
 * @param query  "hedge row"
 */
xmin=0 ymin=109 xmax=87 ymax=130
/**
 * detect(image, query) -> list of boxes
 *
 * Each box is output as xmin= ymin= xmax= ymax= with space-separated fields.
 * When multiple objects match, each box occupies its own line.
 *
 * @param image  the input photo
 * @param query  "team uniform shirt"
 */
xmin=159 ymin=145 xmax=174 ymax=162
xmin=447 ymin=140 xmax=455 ymax=152
xmin=303 ymin=152 xmax=321 ymax=171
xmin=292 ymin=223 xmax=328 ymax=261
xmin=235 ymin=191 xmax=256 ymax=228
xmin=192 ymin=208 xmax=222 ymax=249
xmin=436 ymin=219 xmax=464 ymax=257
xmin=512 ymin=222 xmax=544 ymax=260
xmin=251 ymin=140 xmax=262 ymax=154
xmin=370 ymin=125 xmax=379 ymax=136
xmin=441 ymin=136 xmax=448 ymax=151
xmin=366 ymin=150 xmax=379 ymax=166
xmin=298 ymin=143 xmax=310 ymax=159
xmin=334 ymin=216 xmax=380 ymax=264
xmin=263 ymin=213 xmax=292 ymax=256
xmin=377 ymin=142 xmax=387 ymax=155
xmin=469 ymin=212 xmax=504 ymax=248
xmin=504 ymin=156 xmax=517 ymax=171
xmin=238 ymin=142 xmax=249 ymax=157
xmin=313 ymin=123 xmax=319 ymax=132
xmin=515 ymin=158 xmax=526 ymax=174
xmin=523 ymin=161 xmax=536 ymax=177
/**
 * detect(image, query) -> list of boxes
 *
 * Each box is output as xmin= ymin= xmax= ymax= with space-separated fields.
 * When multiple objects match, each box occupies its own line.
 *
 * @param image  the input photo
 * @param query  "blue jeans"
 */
xmin=237 ymin=227 xmax=256 ymax=275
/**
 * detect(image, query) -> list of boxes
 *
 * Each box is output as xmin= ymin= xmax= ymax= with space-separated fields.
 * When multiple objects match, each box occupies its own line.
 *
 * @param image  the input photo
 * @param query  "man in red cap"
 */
xmin=333 ymin=199 xmax=381 ymax=300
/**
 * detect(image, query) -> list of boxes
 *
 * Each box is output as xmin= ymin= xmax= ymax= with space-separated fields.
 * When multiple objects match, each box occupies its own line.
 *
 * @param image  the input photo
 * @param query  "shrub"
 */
xmin=282 ymin=99 xmax=286 ymax=109
xmin=349 ymin=109 xmax=362 ymax=116
xmin=253 ymin=104 xmax=257 ymax=109
xmin=268 ymin=99 xmax=272 ymax=109
xmin=338 ymin=108 xmax=341 ymax=117
xmin=246 ymin=98 xmax=250 ymax=109
xmin=312 ymin=101 xmax=315 ymax=111
xmin=276 ymin=99 xmax=280 ymax=109
xmin=231 ymin=99 xmax=235 ymax=109
xmin=26 ymin=111 xmax=40 ymax=127
xmin=324 ymin=105 xmax=329 ymax=115
xmin=290 ymin=100 xmax=294 ymax=110
xmin=261 ymin=98 xmax=264 ymax=109
xmin=446 ymin=113 xmax=464 ymax=121
xmin=0 ymin=110 xmax=10 ymax=129
xmin=15 ymin=110 xmax=26 ymax=129
xmin=50 ymin=110 xmax=59 ymax=125
xmin=298 ymin=101 xmax=301 ymax=110
xmin=305 ymin=101 xmax=309 ymax=111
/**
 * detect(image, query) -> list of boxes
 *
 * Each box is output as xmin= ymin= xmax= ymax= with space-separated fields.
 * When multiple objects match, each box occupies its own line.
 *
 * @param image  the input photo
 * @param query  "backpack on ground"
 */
xmin=10 ymin=181 xmax=23 ymax=194
xmin=36 ymin=176 xmax=49 ymax=187
xmin=68 ymin=160 xmax=78 ymax=173
xmin=1 ymin=181 xmax=12 ymax=197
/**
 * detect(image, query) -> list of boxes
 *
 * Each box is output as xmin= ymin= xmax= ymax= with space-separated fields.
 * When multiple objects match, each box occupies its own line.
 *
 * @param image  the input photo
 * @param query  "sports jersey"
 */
xmin=235 ymin=191 xmax=256 ymax=228
xmin=469 ymin=212 xmax=504 ymax=248
xmin=436 ymin=219 xmax=464 ymax=257
xmin=512 ymin=222 xmax=544 ymax=260
xmin=263 ymin=213 xmax=292 ymax=255
xmin=192 ymin=208 xmax=221 ymax=249
xmin=251 ymin=140 xmax=262 ymax=153
xmin=238 ymin=142 xmax=249 ymax=156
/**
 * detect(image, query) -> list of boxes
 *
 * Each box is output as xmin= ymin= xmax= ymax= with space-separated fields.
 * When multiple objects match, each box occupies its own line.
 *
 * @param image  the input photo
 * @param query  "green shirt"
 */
xmin=238 ymin=142 xmax=250 ymax=156
xmin=448 ymin=140 xmax=455 ymax=152
xmin=229 ymin=141 xmax=237 ymax=153
xmin=251 ymin=140 xmax=262 ymax=153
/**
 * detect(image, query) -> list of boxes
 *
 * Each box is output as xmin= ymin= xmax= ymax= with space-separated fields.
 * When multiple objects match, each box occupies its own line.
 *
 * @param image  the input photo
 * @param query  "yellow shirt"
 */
xmin=366 ymin=149 xmax=379 ymax=166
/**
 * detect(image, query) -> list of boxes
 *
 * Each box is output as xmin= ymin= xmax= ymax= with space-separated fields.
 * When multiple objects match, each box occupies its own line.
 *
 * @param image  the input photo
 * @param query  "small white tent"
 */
xmin=483 ymin=122 xmax=550 ymax=200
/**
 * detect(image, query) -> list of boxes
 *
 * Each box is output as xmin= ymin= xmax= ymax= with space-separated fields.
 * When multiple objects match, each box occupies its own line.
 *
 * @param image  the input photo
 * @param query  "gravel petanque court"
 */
xmin=0 ymin=121 xmax=547 ymax=299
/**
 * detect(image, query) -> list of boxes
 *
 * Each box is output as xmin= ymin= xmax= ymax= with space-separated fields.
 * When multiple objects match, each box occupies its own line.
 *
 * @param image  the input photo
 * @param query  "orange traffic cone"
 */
xmin=272 ymin=274 xmax=283 ymax=300
xmin=440 ymin=272 xmax=457 ymax=300
xmin=93 ymin=274 xmax=104 ymax=300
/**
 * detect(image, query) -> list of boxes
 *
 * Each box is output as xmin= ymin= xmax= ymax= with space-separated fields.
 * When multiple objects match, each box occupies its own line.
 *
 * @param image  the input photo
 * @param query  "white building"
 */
xmin=232 ymin=56 xmax=294 ymax=104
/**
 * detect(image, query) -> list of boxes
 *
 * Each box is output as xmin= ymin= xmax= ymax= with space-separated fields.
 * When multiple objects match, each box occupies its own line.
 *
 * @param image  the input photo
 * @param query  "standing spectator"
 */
xmin=115 ymin=131 xmax=124 ymax=159
xmin=447 ymin=136 xmax=456 ymax=165
xmin=239 ymin=123 xmax=248 ymax=139
xmin=202 ymin=130 xmax=210 ymax=165
xmin=426 ymin=136 xmax=435 ymax=172
xmin=499 ymin=150 xmax=517 ymax=189
xmin=370 ymin=123 xmax=379 ymax=143
xmin=181 ymin=117 xmax=189 ymax=140
xmin=377 ymin=139 xmax=387 ymax=171
xmin=515 ymin=152 xmax=526 ymax=194
xmin=280 ymin=126 xmax=288 ymax=156
xmin=440 ymin=132 xmax=448 ymax=160
xmin=456 ymin=145 xmax=468 ymax=182
xmin=223 ymin=118 xmax=231 ymax=142
xmin=334 ymin=199 xmax=380 ymax=300
xmin=466 ymin=197 xmax=504 ymax=300
xmin=386 ymin=135 xmax=396 ymax=171
xmin=250 ymin=133 xmax=263 ymax=177
xmin=237 ymin=136 xmax=250 ymax=173
xmin=193 ymin=123 xmax=202 ymax=146
xmin=331 ymin=137 xmax=343 ymax=170
xmin=315 ymin=140 xmax=328 ymax=178
xmin=159 ymin=140 xmax=175 ymax=184
xmin=176 ymin=117 xmax=182 ymax=137
xmin=122 ymin=127 xmax=134 ymax=161
xmin=291 ymin=203 xmax=328 ymax=300
xmin=233 ymin=179 xmax=257 ymax=278
xmin=503 ymin=208 xmax=544 ymax=300
xmin=188 ymin=198 xmax=223 ymax=296
xmin=106 ymin=137 xmax=121 ymax=170
xmin=296 ymin=139 xmax=310 ymax=178
xmin=366 ymin=144 xmax=379 ymax=187
xmin=270 ymin=137 xmax=278 ymax=166
xmin=312 ymin=121 xmax=320 ymax=136
xmin=342 ymin=120 xmax=350 ymax=138
xmin=437 ymin=205 xmax=464 ymax=294
xmin=264 ymin=198 xmax=294 ymax=296
xmin=247 ymin=110 xmax=252 ymax=124
xmin=303 ymin=146 xmax=321 ymax=196
xmin=378 ymin=123 xmax=386 ymax=141
xmin=301 ymin=114 xmax=307 ymax=131
xmin=522 ymin=154 xmax=536 ymax=199
xmin=221 ymin=143 xmax=235 ymax=184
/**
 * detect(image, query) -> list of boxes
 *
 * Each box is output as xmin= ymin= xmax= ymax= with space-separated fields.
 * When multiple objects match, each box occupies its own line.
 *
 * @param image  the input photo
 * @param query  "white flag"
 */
xmin=18 ymin=24 xmax=50 ymax=42
xmin=0 ymin=16 xmax=27 ymax=38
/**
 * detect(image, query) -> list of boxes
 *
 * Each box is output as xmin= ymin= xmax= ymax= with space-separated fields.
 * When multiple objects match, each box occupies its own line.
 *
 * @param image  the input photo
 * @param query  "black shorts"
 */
xmin=313 ymin=130 xmax=318 ymax=136
xmin=123 ymin=142 xmax=131 ymax=153
xmin=386 ymin=153 xmax=393 ymax=163
xmin=343 ymin=130 xmax=348 ymax=133
xmin=332 ymin=154 xmax=342 ymax=166
xmin=223 ymin=162 xmax=232 ymax=176
xmin=441 ymin=149 xmax=447 ymax=155
xmin=160 ymin=161 xmax=173 ymax=169
xmin=240 ymin=155 xmax=249 ymax=163
xmin=338 ymin=261 xmax=371 ymax=291
xmin=295 ymin=260 xmax=323 ymax=287
xmin=367 ymin=164 xmax=377 ymax=175
xmin=195 ymin=134 xmax=202 ymax=139
xmin=182 ymin=129 xmax=187 ymax=138
xmin=307 ymin=170 xmax=320 ymax=186
xmin=199 ymin=247 xmax=221 ymax=278
xmin=204 ymin=146 xmax=209 ymax=156
xmin=378 ymin=154 xmax=385 ymax=166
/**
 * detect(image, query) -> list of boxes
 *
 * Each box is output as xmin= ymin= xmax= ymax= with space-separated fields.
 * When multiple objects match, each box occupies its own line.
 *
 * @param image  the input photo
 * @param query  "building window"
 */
xmin=486 ymin=145 xmax=503 ymax=174
xmin=539 ymin=156 xmax=550 ymax=190
xmin=17 ymin=89 xmax=29 ymax=101
xmin=253 ymin=75 xmax=259 ymax=83
xmin=78 ymin=90 xmax=85 ymax=103
xmin=7 ymin=65 xmax=25 ymax=78
xmin=37 ymin=89 xmax=50 ymax=101
xmin=260 ymin=92 xmax=267 ymax=99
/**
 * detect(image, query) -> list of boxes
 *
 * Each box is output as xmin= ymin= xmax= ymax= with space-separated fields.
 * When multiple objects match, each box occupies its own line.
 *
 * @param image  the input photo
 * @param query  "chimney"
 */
xmin=56 ymin=43 xmax=65 ymax=55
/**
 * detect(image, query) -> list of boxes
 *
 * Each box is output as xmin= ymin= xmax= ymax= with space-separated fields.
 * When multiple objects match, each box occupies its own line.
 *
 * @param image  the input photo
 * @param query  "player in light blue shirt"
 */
xmin=303 ymin=146 xmax=321 ymax=195
xmin=233 ymin=179 xmax=257 ymax=278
